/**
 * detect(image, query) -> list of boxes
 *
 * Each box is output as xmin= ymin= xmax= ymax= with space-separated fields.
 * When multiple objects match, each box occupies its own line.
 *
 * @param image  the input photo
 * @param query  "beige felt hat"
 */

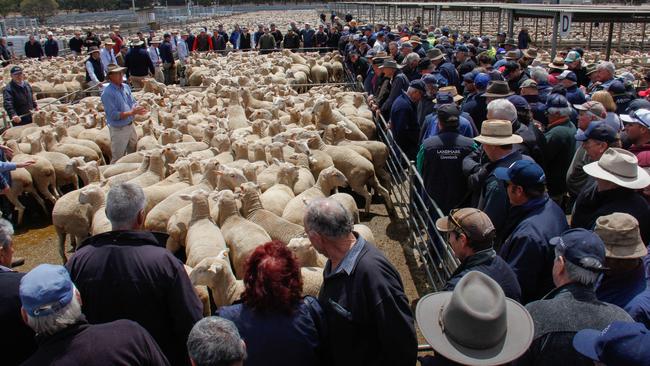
xmin=474 ymin=120 xmax=523 ymax=146
xmin=583 ymin=148 xmax=650 ymax=189
xmin=595 ymin=213 xmax=648 ymax=259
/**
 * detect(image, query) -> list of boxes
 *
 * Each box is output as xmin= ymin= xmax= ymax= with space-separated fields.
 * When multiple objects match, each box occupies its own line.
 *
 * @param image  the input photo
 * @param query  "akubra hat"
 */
xmin=501 ymin=38 xmax=517 ymax=47
xmin=409 ymin=35 xmax=422 ymax=45
xmin=416 ymin=271 xmax=534 ymax=366
xmin=474 ymin=119 xmax=524 ymax=146
xmin=379 ymin=59 xmax=400 ymax=69
xmin=483 ymin=80 xmax=514 ymax=98
xmin=87 ymin=46 xmax=100 ymax=54
xmin=427 ymin=48 xmax=444 ymax=61
xmin=522 ymin=48 xmax=538 ymax=59
xmin=549 ymin=56 xmax=568 ymax=70
xmin=107 ymin=63 xmax=126 ymax=74
xmin=594 ymin=213 xmax=648 ymax=259
xmin=504 ymin=50 xmax=519 ymax=60
xmin=583 ymin=148 xmax=650 ymax=189
xmin=438 ymin=86 xmax=464 ymax=102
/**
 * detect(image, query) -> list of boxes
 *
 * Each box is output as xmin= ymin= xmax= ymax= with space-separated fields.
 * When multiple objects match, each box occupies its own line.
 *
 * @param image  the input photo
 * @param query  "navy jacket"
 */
xmin=572 ymin=186 xmax=650 ymax=244
xmin=0 ymin=268 xmax=36 ymax=365
xmin=438 ymin=61 xmax=460 ymax=90
xmin=462 ymin=91 xmax=488 ymax=130
xmin=300 ymin=28 xmax=316 ymax=48
xmin=318 ymin=236 xmax=417 ymax=366
xmin=597 ymin=262 xmax=647 ymax=309
xmin=566 ymin=85 xmax=587 ymax=106
xmin=499 ymin=196 xmax=569 ymax=304
xmin=69 ymin=37 xmax=83 ymax=53
xmin=124 ymin=47 xmax=155 ymax=77
xmin=390 ymin=92 xmax=420 ymax=161
xmin=66 ymin=230 xmax=203 ymax=366
xmin=417 ymin=130 xmax=476 ymax=213
xmin=3 ymin=80 xmax=37 ymax=125
xmin=380 ymin=71 xmax=409 ymax=120
xmin=24 ymin=41 xmax=43 ymax=58
xmin=43 ymin=39 xmax=58 ymax=57
xmin=626 ymin=287 xmax=650 ymax=329
xmin=444 ymin=249 xmax=522 ymax=302
xmin=159 ymin=41 xmax=173 ymax=64
xmin=21 ymin=320 xmax=170 ymax=366
xmin=219 ymin=297 xmax=327 ymax=366
xmin=514 ymin=119 xmax=547 ymax=169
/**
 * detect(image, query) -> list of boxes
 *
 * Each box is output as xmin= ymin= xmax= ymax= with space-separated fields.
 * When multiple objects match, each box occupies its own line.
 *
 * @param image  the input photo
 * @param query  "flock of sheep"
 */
xmin=0 ymin=44 xmax=392 ymax=314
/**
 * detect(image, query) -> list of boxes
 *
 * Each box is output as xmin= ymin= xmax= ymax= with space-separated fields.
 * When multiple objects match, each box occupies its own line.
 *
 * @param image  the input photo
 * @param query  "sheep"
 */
xmin=52 ymin=185 xmax=99 ymax=262
xmin=5 ymin=168 xmax=47 ymax=225
xmin=143 ymin=159 xmax=194 ymax=214
xmin=285 ymin=152 xmax=317 ymax=195
xmin=259 ymin=161 xmax=298 ymax=216
xmin=53 ymin=123 xmax=105 ymax=164
xmin=214 ymin=189 xmax=272 ymax=278
xmin=127 ymin=151 xmax=165 ymax=188
xmin=330 ymin=192 xmax=360 ymax=224
xmin=6 ymin=140 xmax=59 ymax=204
xmin=353 ymin=224 xmax=376 ymax=244
xmin=78 ymin=184 xmax=111 ymax=236
xmin=27 ymin=134 xmax=78 ymax=193
xmin=189 ymin=250 xmax=244 ymax=308
xmin=312 ymin=98 xmax=367 ymax=141
xmin=101 ymin=162 xmax=141 ymax=178
xmin=309 ymin=59 xmax=329 ymax=84
xmin=281 ymin=166 xmax=348 ymax=226
xmin=183 ymin=265 xmax=212 ymax=317
xmin=287 ymin=237 xmax=327 ymax=267
xmin=41 ymin=129 xmax=101 ymax=163
xmin=107 ymin=154 xmax=150 ymax=185
xmin=239 ymin=182 xmax=306 ymax=244
xmin=226 ymin=90 xmax=250 ymax=130
xmin=179 ymin=190 xmax=228 ymax=267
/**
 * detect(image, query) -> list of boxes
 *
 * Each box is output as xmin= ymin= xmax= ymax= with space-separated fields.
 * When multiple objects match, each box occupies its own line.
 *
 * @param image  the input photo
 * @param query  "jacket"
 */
xmin=192 ymin=34 xmax=213 ymax=51
xmin=43 ymin=39 xmax=58 ymax=57
xmin=0 ymin=268 xmax=37 ymax=365
xmin=218 ymin=297 xmax=327 ymax=366
xmin=499 ymin=196 xmax=568 ymax=304
xmin=85 ymin=56 xmax=104 ymax=83
xmin=21 ymin=320 xmax=170 ymax=366
xmin=24 ymin=41 xmax=43 ymax=58
xmin=69 ymin=37 xmax=83 ymax=53
xmin=390 ymin=92 xmax=420 ymax=161
xmin=300 ymin=28 xmax=316 ymax=48
xmin=258 ymin=33 xmax=276 ymax=53
xmin=159 ymin=41 xmax=173 ymax=64
xmin=417 ymin=130 xmax=476 ymax=213
xmin=444 ymin=249 xmax=522 ymax=302
xmin=626 ymin=288 xmax=650 ymax=329
xmin=318 ymin=236 xmax=417 ymax=366
xmin=438 ymin=61 xmax=460 ymax=90
xmin=66 ymin=230 xmax=203 ymax=366
xmin=517 ymin=283 xmax=633 ymax=366
xmin=518 ymin=31 xmax=531 ymax=49
xmin=596 ymin=261 xmax=647 ymax=309
xmin=462 ymin=91 xmax=488 ymax=130
xmin=239 ymin=33 xmax=252 ymax=50
xmin=419 ymin=111 xmax=477 ymax=143
xmin=543 ymin=117 xmax=576 ymax=196
xmin=566 ymin=85 xmax=586 ymax=106
xmin=212 ymin=34 xmax=227 ymax=51
xmin=283 ymin=33 xmax=301 ymax=49
xmin=572 ymin=186 xmax=650 ymax=244
xmin=124 ymin=47 xmax=155 ymax=77
xmin=566 ymin=145 xmax=591 ymax=198
xmin=380 ymin=71 xmax=409 ymax=120
xmin=3 ymin=80 xmax=37 ymax=125
xmin=514 ymin=119 xmax=546 ymax=170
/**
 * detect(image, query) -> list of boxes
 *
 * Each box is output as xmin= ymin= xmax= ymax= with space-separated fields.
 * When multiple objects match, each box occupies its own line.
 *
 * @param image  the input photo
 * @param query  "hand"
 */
xmin=0 ymin=145 xmax=14 ymax=160
xmin=11 ymin=116 xmax=20 ymax=124
xmin=16 ymin=160 xmax=36 ymax=168
xmin=131 ymin=106 xmax=147 ymax=116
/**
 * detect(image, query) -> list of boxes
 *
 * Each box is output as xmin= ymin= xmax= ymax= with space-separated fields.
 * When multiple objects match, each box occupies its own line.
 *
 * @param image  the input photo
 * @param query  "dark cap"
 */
xmin=557 ymin=70 xmax=578 ymax=83
xmin=494 ymin=160 xmax=546 ymax=187
xmin=606 ymin=80 xmax=626 ymax=95
xmin=507 ymin=95 xmax=530 ymax=111
xmin=417 ymin=58 xmax=433 ymax=72
xmin=422 ymin=73 xmax=447 ymax=87
xmin=463 ymin=71 xmax=478 ymax=83
xmin=575 ymin=121 xmax=619 ymax=143
xmin=437 ymin=103 xmax=461 ymax=128
xmin=550 ymin=228 xmax=607 ymax=272
xmin=573 ymin=321 xmax=650 ymax=365
xmin=435 ymin=92 xmax=454 ymax=106
xmin=546 ymin=93 xmax=569 ymax=109
xmin=409 ymin=79 xmax=426 ymax=93
xmin=501 ymin=61 xmax=520 ymax=77
xmin=10 ymin=66 xmax=23 ymax=75
xmin=455 ymin=44 xmax=469 ymax=53
xmin=436 ymin=208 xmax=495 ymax=243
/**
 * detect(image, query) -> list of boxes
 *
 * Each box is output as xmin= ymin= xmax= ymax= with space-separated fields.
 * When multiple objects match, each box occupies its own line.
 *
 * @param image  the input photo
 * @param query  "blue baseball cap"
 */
xmin=463 ymin=71 xmax=478 ymax=83
xmin=546 ymin=93 xmax=569 ymax=109
xmin=422 ymin=73 xmax=447 ymax=87
xmin=20 ymin=264 xmax=75 ymax=317
xmin=409 ymin=79 xmax=427 ymax=93
xmin=494 ymin=160 xmax=545 ymax=187
xmin=474 ymin=73 xmax=491 ymax=89
xmin=435 ymin=92 xmax=454 ymax=105
xmin=573 ymin=321 xmax=650 ymax=366
xmin=455 ymin=44 xmax=469 ymax=53
xmin=507 ymin=95 xmax=530 ymax=110
xmin=606 ymin=80 xmax=626 ymax=95
xmin=549 ymin=228 xmax=607 ymax=272
xmin=575 ymin=121 xmax=619 ymax=143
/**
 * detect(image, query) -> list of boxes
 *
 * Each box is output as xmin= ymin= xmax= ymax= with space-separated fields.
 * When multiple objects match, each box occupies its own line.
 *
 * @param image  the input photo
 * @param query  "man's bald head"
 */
xmin=304 ymin=198 xmax=353 ymax=239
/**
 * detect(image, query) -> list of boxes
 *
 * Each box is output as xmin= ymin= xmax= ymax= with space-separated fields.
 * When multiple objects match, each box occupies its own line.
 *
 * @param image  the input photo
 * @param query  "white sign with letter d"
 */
xmin=559 ymin=12 xmax=572 ymax=38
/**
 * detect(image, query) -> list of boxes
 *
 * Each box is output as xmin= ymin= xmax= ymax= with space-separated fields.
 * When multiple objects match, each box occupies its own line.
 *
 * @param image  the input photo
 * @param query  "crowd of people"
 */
xmin=2 ymin=10 xmax=650 ymax=366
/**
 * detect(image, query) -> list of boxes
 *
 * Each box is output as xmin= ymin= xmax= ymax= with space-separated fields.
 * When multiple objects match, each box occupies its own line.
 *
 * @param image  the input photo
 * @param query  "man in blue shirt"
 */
xmin=101 ymin=64 xmax=147 ymax=163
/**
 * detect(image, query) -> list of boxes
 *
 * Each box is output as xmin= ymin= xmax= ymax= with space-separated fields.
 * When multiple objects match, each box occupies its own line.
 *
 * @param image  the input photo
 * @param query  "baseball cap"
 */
xmin=409 ymin=79 xmax=426 ymax=93
xmin=437 ymin=103 xmax=461 ymax=128
xmin=606 ymin=80 xmax=626 ymax=95
xmin=422 ymin=73 xmax=447 ymax=87
xmin=501 ymin=61 xmax=520 ymax=77
xmin=494 ymin=160 xmax=546 ymax=187
xmin=620 ymin=108 xmax=650 ymax=128
xmin=435 ymin=208 xmax=496 ymax=243
xmin=455 ymin=44 xmax=469 ymax=53
xmin=626 ymin=99 xmax=650 ymax=114
xmin=474 ymin=73 xmax=491 ymax=89
xmin=574 ymin=101 xmax=606 ymax=117
xmin=564 ymin=50 xmax=581 ymax=63
xmin=573 ymin=321 xmax=650 ymax=366
xmin=575 ymin=121 xmax=619 ymax=143
xmin=507 ymin=95 xmax=530 ymax=110
xmin=557 ymin=70 xmax=577 ymax=83
xmin=435 ymin=92 xmax=454 ymax=106
xmin=549 ymin=228 xmax=607 ymax=272
xmin=463 ymin=71 xmax=477 ymax=83
xmin=519 ymin=79 xmax=538 ymax=89
xmin=47 ymin=31 xmax=53 ymax=36
xmin=19 ymin=264 xmax=75 ymax=317
xmin=366 ymin=49 xmax=378 ymax=58
xmin=546 ymin=94 xmax=569 ymax=109
xmin=10 ymin=66 xmax=23 ymax=75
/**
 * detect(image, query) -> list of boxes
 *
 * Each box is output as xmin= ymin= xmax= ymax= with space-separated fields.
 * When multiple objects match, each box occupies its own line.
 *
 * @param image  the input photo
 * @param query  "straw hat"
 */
xmin=416 ymin=271 xmax=534 ymax=366
xmin=474 ymin=119 xmax=524 ymax=146
xmin=107 ymin=63 xmax=126 ymax=74
xmin=438 ymin=86 xmax=464 ymax=102
xmin=87 ymin=46 xmax=100 ymax=55
xmin=504 ymin=50 xmax=519 ymax=60
xmin=409 ymin=35 xmax=422 ymax=45
xmin=129 ymin=38 xmax=144 ymax=46
xmin=594 ymin=213 xmax=648 ymax=259
xmin=149 ymin=37 xmax=162 ymax=44
xmin=522 ymin=48 xmax=538 ymax=59
xmin=549 ymin=56 xmax=568 ymax=70
xmin=103 ymin=38 xmax=115 ymax=45
xmin=583 ymin=148 xmax=650 ymax=189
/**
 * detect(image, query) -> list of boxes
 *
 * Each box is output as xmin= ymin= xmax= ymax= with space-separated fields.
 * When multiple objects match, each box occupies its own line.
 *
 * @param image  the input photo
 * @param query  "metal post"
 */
xmin=507 ymin=10 xmax=515 ymax=38
xmin=479 ymin=9 xmax=483 ymax=36
xmin=588 ymin=22 xmax=593 ymax=50
xmin=617 ymin=23 xmax=624 ymax=52
xmin=550 ymin=13 xmax=559 ymax=59
xmin=497 ymin=9 xmax=502 ymax=33
xmin=641 ymin=22 xmax=646 ymax=52
xmin=534 ymin=18 xmax=538 ymax=44
xmin=605 ymin=21 xmax=614 ymax=61
xmin=469 ymin=11 xmax=472 ymax=34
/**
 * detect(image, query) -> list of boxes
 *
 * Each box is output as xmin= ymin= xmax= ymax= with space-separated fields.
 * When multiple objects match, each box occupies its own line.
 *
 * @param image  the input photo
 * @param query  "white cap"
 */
xmin=47 ymin=31 xmax=53 ymax=36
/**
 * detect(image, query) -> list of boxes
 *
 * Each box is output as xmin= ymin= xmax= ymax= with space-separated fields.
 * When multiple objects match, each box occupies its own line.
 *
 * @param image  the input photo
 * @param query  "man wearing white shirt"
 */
xmin=100 ymin=39 xmax=118 ymax=74
xmin=85 ymin=47 xmax=105 ymax=92
xmin=147 ymin=38 xmax=164 ymax=83
xmin=170 ymin=30 xmax=179 ymax=54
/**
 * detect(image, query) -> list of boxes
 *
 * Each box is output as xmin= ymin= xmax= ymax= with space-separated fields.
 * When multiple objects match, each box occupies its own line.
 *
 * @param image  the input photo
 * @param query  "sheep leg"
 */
xmin=350 ymin=181 xmax=373 ymax=214
xmin=368 ymin=175 xmax=395 ymax=214
xmin=55 ymin=226 xmax=67 ymax=263
xmin=34 ymin=178 xmax=58 ymax=204
xmin=28 ymin=189 xmax=48 ymax=215
xmin=4 ymin=190 xmax=25 ymax=225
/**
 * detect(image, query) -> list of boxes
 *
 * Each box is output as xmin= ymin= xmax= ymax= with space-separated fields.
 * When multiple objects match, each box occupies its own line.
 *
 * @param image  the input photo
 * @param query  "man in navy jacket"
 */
xmin=495 ymin=160 xmax=569 ymax=304
xmin=390 ymin=79 xmax=425 ymax=161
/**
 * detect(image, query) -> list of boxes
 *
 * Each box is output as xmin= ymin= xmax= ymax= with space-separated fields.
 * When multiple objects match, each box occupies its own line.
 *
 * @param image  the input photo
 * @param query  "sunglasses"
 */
xmin=447 ymin=208 xmax=468 ymax=238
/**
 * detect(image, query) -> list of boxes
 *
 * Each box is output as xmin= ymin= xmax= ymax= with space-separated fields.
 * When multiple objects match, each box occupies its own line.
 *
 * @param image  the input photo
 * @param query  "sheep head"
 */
xmin=189 ymin=250 xmax=235 ymax=290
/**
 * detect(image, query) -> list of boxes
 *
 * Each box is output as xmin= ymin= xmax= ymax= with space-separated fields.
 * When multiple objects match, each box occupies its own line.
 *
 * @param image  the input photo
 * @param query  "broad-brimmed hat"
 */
xmin=409 ymin=35 xmax=422 ymax=45
xmin=585 ymin=63 xmax=597 ymax=76
xmin=129 ymin=38 xmax=144 ymax=46
xmin=438 ymin=86 xmax=463 ymax=102
xmin=416 ymin=271 xmax=534 ymax=366
xmin=549 ymin=57 xmax=568 ymax=70
xmin=504 ymin=50 xmax=519 ymax=60
xmin=379 ymin=59 xmax=400 ymax=69
xmin=103 ymin=38 xmax=115 ymax=45
xmin=107 ymin=63 xmax=126 ymax=74
xmin=583 ymin=148 xmax=650 ymax=189
xmin=501 ymin=38 xmax=517 ymax=47
xmin=483 ymin=80 xmax=514 ymax=98
xmin=87 ymin=46 xmax=100 ymax=54
xmin=427 ymin=48 xmax=444 ymax=61
xmin=595 ymin=213 xmax=648 ymax=259
xmin=149 ymin=37 xmax=162 ymax=44
xmin=474 ymin=119 xmax=524 ymax=145
xmin=374 ymin=51 xmax=390 ymax=59
xmin=522 ymin=48 xmax=538 ymax=59
xmin=519 ymin=79 xmax=538 ymax=89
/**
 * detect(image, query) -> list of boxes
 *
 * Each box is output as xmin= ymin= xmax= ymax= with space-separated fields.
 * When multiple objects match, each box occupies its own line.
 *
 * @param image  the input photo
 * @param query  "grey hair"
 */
xmin=555 ymin=248 xmax=600 ymax=286
xmin=0 ymin=218 xmax=14 ymax=249
xmin=105 ymin=182 xmax=146 ymax=230
xmin=547 ymin=106 xmax=573 ymax=117
xmin=304 ymin=198 xmax=353 ymax=239
xmin=530 ymin=67 xmax=548 ymax=83
xmin=487 ymin=99 xmax=517 ymax=121
xmin=187 ymin=317 xmax=247 ymax=366
xmin=26 ymin=288 xmax=83 ymax=336
xmin=403 ymin=52 xmax=420 ymax=65
xmin=596 ymin=61 xmax=615 ymax=76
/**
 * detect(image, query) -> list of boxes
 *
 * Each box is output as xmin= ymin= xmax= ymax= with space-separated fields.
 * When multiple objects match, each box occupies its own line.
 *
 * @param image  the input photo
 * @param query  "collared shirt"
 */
xmin=101 ymin=82 xmax=136 ymax=127
xmin=333 ymin=237 xmax=366 ymax=275
xmin=100 ymin=48 xmax=117 ymax=73
xmin=85 ymin=59 xmax=102 ymax=84
xmin=0 ymin=264 xmax=13 ymax=272
xmin=148 ymin=46 xmax=161 ymax=65
xmin=171 ymin=36 xmax=178 ymax=52
xmin=177 ymin=39 xmax=189 ymax=61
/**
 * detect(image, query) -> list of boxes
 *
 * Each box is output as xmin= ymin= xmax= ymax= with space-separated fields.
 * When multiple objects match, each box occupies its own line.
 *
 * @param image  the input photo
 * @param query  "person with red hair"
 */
xmin=218 ymin=241 xmax=326 ymax=366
